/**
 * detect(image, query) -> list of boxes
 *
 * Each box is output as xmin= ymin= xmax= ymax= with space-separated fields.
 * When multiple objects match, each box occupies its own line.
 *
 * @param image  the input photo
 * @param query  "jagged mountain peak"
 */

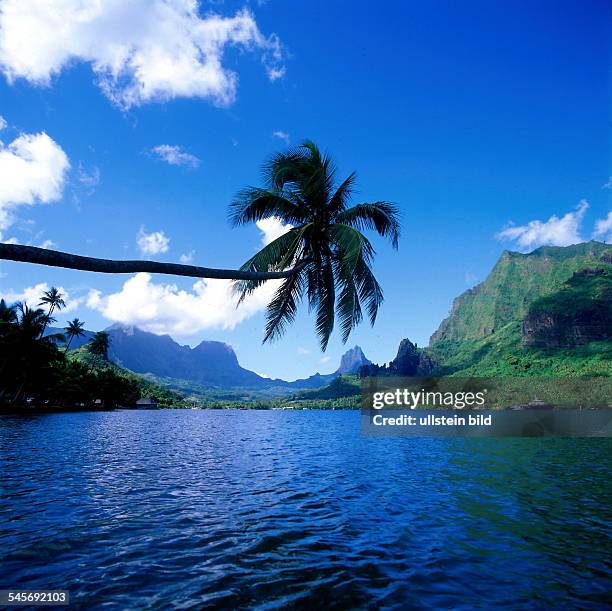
xmin=337 ymin=345 xmax=371 ymax=374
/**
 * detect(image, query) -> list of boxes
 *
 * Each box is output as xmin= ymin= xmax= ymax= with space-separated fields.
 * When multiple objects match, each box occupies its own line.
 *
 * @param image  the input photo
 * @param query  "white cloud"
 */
xmin=179 ymin=250 xmax=195 ymax=264
xmin=297 ymin=346 xmax=310 ymax=355
xmin=256 ymin=216 xmax=292 ymax=245
xmin=39 ymin=239 xmax=56 ymax=249
xmin=78 ymin=163 xmax=101 ymax=190
xmin=0 ymin=132 xmax=70 ymax=230
xmin=593 ymin=211 xmax=612 ymax=242
xmin=319 ymin=355 xmax=331 ymax=364
xmin=86 ymin=271 xmax=280 ymax=336
xmin=136 ymin=226 xmax=170 ymax=256
xmin=86 ymin=218 xmax=292 ymax=335
xmin=495 ymin=201 xmax=589 ymax=250
xmin=602 ymin=177 xmax=612 ymax=190
xmin=151 ymin=144 xmax=200 ymax=168
xmin=0 ymin=1 xmax=284 ymax=109
xmin=1 ymin=282 xmax=81 ymax=313
xmin=272 ymin=130 xmax=289 ymax=143
xmin=0 ymin=115 xmax=7 ymax=130
xmin=267 ymin=67 xmax=285 ymax=81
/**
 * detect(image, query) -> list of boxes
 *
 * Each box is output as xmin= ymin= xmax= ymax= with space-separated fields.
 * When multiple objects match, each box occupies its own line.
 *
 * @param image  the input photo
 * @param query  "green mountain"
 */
xmin=431 ymin=241 xmax=610 ymax=343
xmin=429 ymin=241 xmax=611 ymax=377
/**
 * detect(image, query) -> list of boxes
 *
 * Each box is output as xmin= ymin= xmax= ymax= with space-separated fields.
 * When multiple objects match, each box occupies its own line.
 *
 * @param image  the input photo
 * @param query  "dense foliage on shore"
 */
xmin=0 ymin=296 xmax=183 ymax=410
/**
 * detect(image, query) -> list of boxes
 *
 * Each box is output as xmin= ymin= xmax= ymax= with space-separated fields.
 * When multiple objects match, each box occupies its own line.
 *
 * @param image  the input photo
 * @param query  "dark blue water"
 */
xmin=1 ymin=410 xmax=610 ymax=609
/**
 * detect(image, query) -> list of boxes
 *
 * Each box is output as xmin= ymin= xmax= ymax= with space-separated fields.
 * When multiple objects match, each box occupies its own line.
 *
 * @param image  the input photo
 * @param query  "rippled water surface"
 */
xmin=1 ymin=410 xmax=611 ymax=609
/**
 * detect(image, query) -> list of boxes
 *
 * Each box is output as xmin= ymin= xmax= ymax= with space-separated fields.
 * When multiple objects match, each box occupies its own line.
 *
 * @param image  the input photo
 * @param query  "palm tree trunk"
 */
xmin=40 ymin=303 xmax=55 ymax=339
xmin=64 ymin=335 xmax=73 ymax=354
xmin=0 ymin=244 xmax=307 ymax=281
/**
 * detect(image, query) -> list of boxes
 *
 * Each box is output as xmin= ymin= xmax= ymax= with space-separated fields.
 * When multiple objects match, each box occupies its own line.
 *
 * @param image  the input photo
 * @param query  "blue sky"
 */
xmin=0 ymin=0 xmax=610 ymax=380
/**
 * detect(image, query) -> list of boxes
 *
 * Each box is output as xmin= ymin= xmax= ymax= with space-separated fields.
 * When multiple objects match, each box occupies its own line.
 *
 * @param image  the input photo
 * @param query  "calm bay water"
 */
xmin=1 ymin=410 xmax=610 ymax=609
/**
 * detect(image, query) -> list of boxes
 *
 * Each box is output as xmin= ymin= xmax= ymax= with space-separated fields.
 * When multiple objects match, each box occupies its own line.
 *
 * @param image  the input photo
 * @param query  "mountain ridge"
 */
xmin=48 ymin=323 xmax=370 ymax=392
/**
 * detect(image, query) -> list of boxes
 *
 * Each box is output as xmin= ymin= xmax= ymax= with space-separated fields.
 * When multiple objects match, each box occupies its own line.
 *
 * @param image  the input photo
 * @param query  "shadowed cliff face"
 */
xmin=522 ymin=268 xmax=612 ymax=348
xmin=390 ymin=339 xmax=436 ymax=375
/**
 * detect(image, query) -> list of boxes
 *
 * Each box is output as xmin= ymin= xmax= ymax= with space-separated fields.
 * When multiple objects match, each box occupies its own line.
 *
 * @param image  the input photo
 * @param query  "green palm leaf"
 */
xmin=336 ymin=202 xmax=400 ymax=248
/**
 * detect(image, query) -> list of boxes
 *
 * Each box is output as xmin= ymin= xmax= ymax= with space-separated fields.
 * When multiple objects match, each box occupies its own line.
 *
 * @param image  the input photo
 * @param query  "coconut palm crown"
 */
xmin=38 ymin=286 xmax=66 ymax=336
xmin=64 ymin=318 xmax=86 ymax=352
xmin=230 ymin=140 xmax=400 ymax=351
xmin=88 ymin=331 xmax=110 ymax=360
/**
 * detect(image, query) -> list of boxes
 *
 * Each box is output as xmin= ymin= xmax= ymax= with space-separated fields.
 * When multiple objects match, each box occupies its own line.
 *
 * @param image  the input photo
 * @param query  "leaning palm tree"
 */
xmin=0 ymin=141 xmax=399 ymax=349
xmin=88 ymin=331 xmax=110 ymax=360
xmin=64 ymin=318 xmax=86 ymax=353
xmin=39 ymin=287 xmax=66 ymax=337
xmin=231 ymin=141 xmax=400 ymax=350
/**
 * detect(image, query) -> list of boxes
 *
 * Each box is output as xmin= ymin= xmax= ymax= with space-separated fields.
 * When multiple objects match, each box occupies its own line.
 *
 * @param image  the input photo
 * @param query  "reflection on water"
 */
xmin=1 ymin=410 xmax=610 ymax=609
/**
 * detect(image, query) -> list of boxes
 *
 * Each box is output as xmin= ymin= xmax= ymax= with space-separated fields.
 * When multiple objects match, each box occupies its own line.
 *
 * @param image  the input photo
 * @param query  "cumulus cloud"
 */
xmin=137 ymin=226 xmax=170 ymax=256
xmin=602 ymin=177 xmax=612 ymax=190
xmin=0 ymin=1 xmax=284 ymax=109
xmin=86 ymin=217 xmax=291 ymax=336
xmin=495 ymin=201 xmax=589 ymax=250
xmin=179 ymin=250 xmax=195 ymax=264
xmin=0 ymin=115 xmax=6 ymax=130
xmin=151 ymin=144 xmax=200 ymax=168
xmin=0 ymin=131 xmax=70 ymax=230
xmin=1 ymin=282 xmax=81 ymax=313
xmin=272 ymin=130 xmax=289 ymax=143
xmin=256 ymin=216 xmax=292 ymax=245
xmin=86 ymin=271 xmax=279 ymax=336
xmin=39 ymin=239 xmax=56 ymax=249
xmin=593 ymin=211 xmax=612 ymax=242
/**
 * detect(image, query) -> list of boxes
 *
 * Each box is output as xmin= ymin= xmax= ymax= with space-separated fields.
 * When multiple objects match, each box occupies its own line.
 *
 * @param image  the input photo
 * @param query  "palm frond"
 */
xmin=313 ymin=257 xmax=335 ymax=351
xmin=336 ymin=202 xmax=400 ymax=248
xmin=229 ymin=188 xmax=306 ymax=226
xmin=329 ymin=224 xmax=375 ymax=270
xmin=262 ymin=147 xmax=314 ymax=190
xmin=233 ymin=225 xmax=308 ymax=304
xmin=334 ymin=256 xmax=363 ymax=343
xmin=328 ymin=172 xmax=356 ymax=215
xmin=354 ymin=257 xmax=384 ymax=325
xmin=263 ymin=270 xmax=306 ymax=344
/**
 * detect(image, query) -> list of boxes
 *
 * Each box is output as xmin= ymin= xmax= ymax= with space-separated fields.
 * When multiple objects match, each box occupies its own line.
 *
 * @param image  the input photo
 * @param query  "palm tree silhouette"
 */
xmin=19 ymin=303 xmax=55 ymax=341
xmin=88 ymin=331 xmax=110 ymax=360
xmin=0 ymin=299 xmax=17 ymax=327
xmin=231 ymin=141 xmax=400 ymax=350
xmin=38 ymin=287 xmax=66 ymax=337
xmin=64 ymin=318 xmax=86 ymax=353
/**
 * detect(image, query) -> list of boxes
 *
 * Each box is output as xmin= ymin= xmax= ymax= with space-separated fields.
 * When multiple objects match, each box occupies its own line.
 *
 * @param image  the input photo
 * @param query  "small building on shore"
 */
xmin=135 ymin=397 xmax=158 ymax=408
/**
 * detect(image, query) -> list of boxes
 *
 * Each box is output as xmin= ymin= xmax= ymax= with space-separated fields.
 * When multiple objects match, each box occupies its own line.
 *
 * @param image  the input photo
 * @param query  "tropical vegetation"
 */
xmin=0 ymin=289 xmax=183 ymax=409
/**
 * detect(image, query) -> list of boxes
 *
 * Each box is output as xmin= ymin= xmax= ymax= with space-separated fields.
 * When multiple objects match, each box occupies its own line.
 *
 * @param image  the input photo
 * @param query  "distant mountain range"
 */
xmin=48 ymin=323 xmax=371 ymax=392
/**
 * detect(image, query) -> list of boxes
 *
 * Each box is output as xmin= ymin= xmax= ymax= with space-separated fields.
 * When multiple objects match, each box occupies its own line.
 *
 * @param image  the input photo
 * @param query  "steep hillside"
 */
xmin=431 ymin=241 xmax=610 ymax=343
xmin=523 ymin=265 xmax=611 ymax=348
xmin=429 ymin=241 xmax=611 ymax=377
